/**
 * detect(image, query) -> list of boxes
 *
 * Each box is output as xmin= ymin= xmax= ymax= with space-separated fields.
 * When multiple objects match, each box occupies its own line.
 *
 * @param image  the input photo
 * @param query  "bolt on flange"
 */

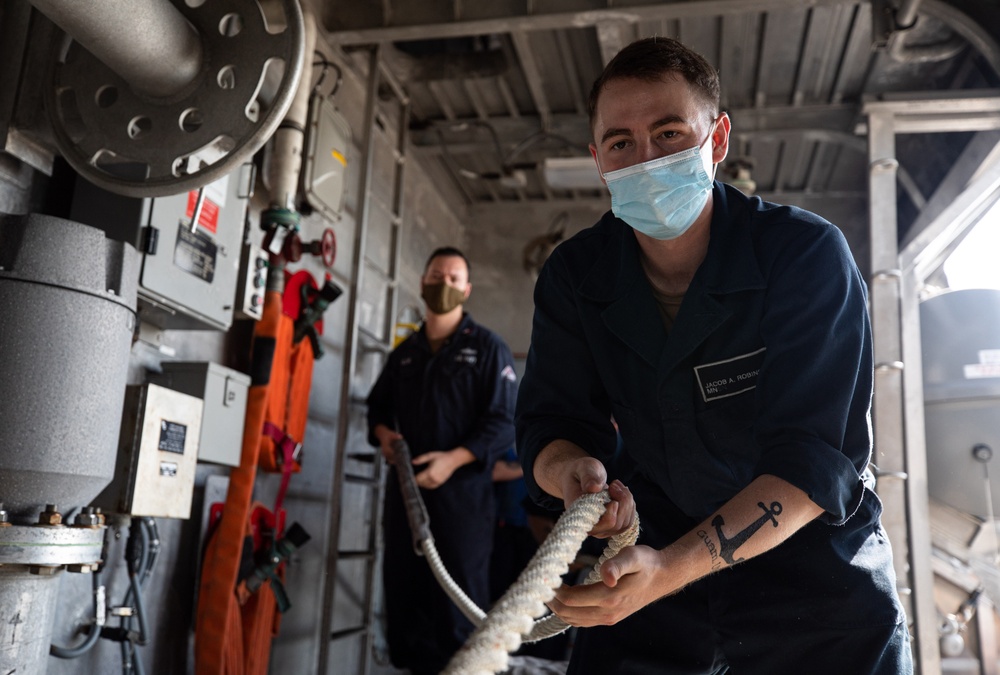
xmin=38 ymin=504 xmax=62 ymax=526
xmin=29 ymin=564 xmax=62 ymax=576
xmin=73 ymin=507 xmax=102 ymax=528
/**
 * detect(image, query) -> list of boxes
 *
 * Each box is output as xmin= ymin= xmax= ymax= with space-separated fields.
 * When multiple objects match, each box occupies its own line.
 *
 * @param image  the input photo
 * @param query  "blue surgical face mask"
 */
xmin=603 ymin=134 xmax=714 ymax=240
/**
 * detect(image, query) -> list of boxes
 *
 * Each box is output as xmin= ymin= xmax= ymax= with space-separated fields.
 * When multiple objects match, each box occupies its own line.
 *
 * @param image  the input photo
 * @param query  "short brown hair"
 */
xmin=424 ymin=246 xmax=471 ymax=281
xmin=587 ymin=37 xmax=721 ymax=127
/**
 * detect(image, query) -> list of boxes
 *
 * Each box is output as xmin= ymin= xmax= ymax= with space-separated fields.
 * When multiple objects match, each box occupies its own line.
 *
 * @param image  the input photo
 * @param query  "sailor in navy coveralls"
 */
xmin=367 ymin=247 xmax=516 ymax=675
xmin=515 ymin=38 xmax=912 ymax=674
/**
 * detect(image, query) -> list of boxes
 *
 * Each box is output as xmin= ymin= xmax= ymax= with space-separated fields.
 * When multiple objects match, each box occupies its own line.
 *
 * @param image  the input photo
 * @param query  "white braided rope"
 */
xmin=422 ymin=538 xmax=487 ymax=625
xmin=442 ymin=491 xmax=640 ymax=675
xmin=525 ymin=505 xmax=639 ymax=643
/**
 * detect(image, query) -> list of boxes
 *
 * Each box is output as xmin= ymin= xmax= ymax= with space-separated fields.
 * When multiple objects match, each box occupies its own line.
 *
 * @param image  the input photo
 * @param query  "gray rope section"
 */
xmin=442 ymin=491 xmax=640 ymax=675
xmin=421 ymin=538 xmax=487 ymax=626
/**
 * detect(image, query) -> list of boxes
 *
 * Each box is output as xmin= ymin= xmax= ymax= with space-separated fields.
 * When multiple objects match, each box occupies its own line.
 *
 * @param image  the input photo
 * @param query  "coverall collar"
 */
xmin=416 ymin=311 xmax=474 ymax=352
xmin=578 ymin=182 xmax=766 ymax=369
xmin=696 ymin=182 xmax=767 ymax=295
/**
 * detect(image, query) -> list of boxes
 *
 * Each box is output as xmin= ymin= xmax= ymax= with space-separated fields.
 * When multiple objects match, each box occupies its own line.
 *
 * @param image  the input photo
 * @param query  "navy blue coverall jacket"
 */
xmin=515 ymin=183 xmax=911 ymax=674
xmin=367 ymin=312 xmax=516 ymax=674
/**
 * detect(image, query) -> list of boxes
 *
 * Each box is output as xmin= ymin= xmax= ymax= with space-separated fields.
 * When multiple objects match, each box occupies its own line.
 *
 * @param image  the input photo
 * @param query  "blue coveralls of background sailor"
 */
xmin=367 ymin=312 xmax=516 ymax=675
xmin=515 ymin=181 xmax=913 ymax=674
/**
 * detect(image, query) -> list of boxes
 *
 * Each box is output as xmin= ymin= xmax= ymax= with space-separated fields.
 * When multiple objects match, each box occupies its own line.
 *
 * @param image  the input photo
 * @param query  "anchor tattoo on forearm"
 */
xmin=710 ymin=501 xmax=783 ymax=565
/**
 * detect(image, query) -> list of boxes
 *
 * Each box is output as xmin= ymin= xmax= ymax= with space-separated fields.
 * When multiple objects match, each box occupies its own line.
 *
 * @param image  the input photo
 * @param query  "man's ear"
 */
xmin=463 ymin=283 xmax=472 ymax=299
xmin=589 ymin=144 xmax=607 ymax=186
xmin=711 ymin=113 xmax=731 ymax=165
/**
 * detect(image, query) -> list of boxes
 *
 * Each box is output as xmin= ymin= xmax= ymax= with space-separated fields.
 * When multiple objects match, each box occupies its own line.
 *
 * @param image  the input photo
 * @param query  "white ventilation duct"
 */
xmin=542 ymin=157 xmax=606 ymax=191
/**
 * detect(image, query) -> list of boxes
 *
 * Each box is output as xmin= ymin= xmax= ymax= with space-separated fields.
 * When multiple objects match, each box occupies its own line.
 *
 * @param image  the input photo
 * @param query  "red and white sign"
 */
xmin=186 ymin=191 xmax=220 ymax=235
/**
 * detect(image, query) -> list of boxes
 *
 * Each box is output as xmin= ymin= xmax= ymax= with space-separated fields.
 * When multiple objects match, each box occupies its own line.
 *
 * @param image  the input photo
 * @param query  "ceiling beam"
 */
xmin=410 ymin=103 xmax=863 ymax=149
xmin=857 ymin=90 xmax=1000 ymax=134
xmin=427 ymin=81 xmax=457 ymax=120
xmin=323 ymin=0 xmax=859 ymax=45
xmin=410 ymin=128 xmax=865 ymax=161
xmin=462 ymin=80 xmax=490 ymax=119
xmin=495 ymin=76 xmax=521 ymax=118
xmin=509 ymin=30 xmax=552 ymax=130
xmin=555 ymin=30 xmax=587 ymax=115
xmin=595 ymin=21 xmax=634 ymax=67
xmin=462 ymin=189 xmax=865 ymax=220
xmin=901 ymin=150 xmax=1000 ymax=280
xmin=468 ymin=197 xmax=610 ymax=217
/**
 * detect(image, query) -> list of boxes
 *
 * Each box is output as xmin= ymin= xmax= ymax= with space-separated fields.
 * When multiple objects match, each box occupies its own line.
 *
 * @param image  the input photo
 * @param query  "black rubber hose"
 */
xmin=49 ymin=569 xmax=103 ymax=659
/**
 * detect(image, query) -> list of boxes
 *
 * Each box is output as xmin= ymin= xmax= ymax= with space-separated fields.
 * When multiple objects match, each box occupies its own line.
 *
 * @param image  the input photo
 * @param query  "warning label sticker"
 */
xmin=158 ymin=420 xmax=187 ymax=455
xmin=965 ymin=363 xmax=1000 ymax=379
xmin=963 ymin=349 xmax=1000 ymax=378
xmin=978 ymin=349 xmax=1000 ymax=364
xmin=185 ymin=191 xmax=220 ymax=235
xmin=173 ymin=224 xmax=217 ymax=283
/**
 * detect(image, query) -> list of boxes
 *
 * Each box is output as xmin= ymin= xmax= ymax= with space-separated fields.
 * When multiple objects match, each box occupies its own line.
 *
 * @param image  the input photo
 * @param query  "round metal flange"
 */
xmin=45 ymin=0 xmax=305 ymax=198
xmin=0 ymin=523 xmax=104 ymax=566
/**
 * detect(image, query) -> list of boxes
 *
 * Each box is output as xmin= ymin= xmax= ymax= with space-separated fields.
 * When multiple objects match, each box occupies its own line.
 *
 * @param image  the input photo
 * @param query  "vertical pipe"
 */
xmin=29 ymin=0 xmax=202 ymax=98
xmin=867 ymin=108 xmax=910 ymax=637
xmin=867 ymin=110 xmax=940 ymax=674
xmin=976 ymin=595 xmax=999 ymax=675
xmin=900 ymin=269 xmax=943 ymax=675
xmin=267 ymin=8 xmax=318 ymax=210
xmin=0 ymin=568 xmax=62 ymax=675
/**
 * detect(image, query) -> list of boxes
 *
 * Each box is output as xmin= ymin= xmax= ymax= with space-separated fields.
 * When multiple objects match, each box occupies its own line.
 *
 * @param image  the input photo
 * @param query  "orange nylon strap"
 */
xmin=283 ymin=336 xmax=315 ymax=463
xmin=257 ymin=273 xmax=315 ymax=475
xmin=241 ymin=580 xmax=279 ymax=675
xmin=257 ymin=307 xmax=294 ymax=475
xmin=195 ymin=290 xmax=290 ymax=675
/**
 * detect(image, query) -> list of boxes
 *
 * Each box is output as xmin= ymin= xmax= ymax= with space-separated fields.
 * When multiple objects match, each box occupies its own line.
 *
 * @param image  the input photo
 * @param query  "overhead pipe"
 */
xmin=28 ymin=0 xmax=202 ymax=99
xmin=888 ymin=0 xmax=966 ymax=64
xmin=258 ymin=4 xmax=315 ymax=299
xmin=895 ymin=0 xmax=921 ymax=29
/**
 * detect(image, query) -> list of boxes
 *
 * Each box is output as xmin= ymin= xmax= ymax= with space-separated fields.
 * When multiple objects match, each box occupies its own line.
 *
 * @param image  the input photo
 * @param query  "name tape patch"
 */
xmin=694 ymin=347 xmax=766 ymax=402
xmin=456 ymin=347 xmax=478 ymax=365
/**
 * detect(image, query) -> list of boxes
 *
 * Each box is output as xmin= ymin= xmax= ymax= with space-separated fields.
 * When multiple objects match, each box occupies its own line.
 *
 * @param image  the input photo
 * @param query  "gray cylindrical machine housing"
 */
xmin=922 ymin=288 xmax=1000 ymax=402
xmin=0 ymin=213 xmax=138 ymax=519
xmin=921 ymin=288 xmax=1000 ymax=519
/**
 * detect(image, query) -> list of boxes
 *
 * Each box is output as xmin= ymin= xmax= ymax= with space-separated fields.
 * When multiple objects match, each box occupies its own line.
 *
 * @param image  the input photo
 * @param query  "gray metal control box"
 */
xmin=96 ymin=383 xmax=203 ymax=519
xmin=303 ymin=95 xmax=351 ymax=221
xmin=149 ymin=361 xmax=250 ymax=468
xmin=70 ymin=167 xmax=253 ymax=331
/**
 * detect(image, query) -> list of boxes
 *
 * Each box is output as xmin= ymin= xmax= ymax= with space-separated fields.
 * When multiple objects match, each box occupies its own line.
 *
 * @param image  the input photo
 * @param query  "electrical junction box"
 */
xmin=70 ymin=165 xmax=254 ymax=331
xmin=96 ymin=383 xmax=203 ymax=519
xmin=302 ymin=94 xmax=351 ymax=221
xmin=149 ymin=361 xmax=250 ymax=468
